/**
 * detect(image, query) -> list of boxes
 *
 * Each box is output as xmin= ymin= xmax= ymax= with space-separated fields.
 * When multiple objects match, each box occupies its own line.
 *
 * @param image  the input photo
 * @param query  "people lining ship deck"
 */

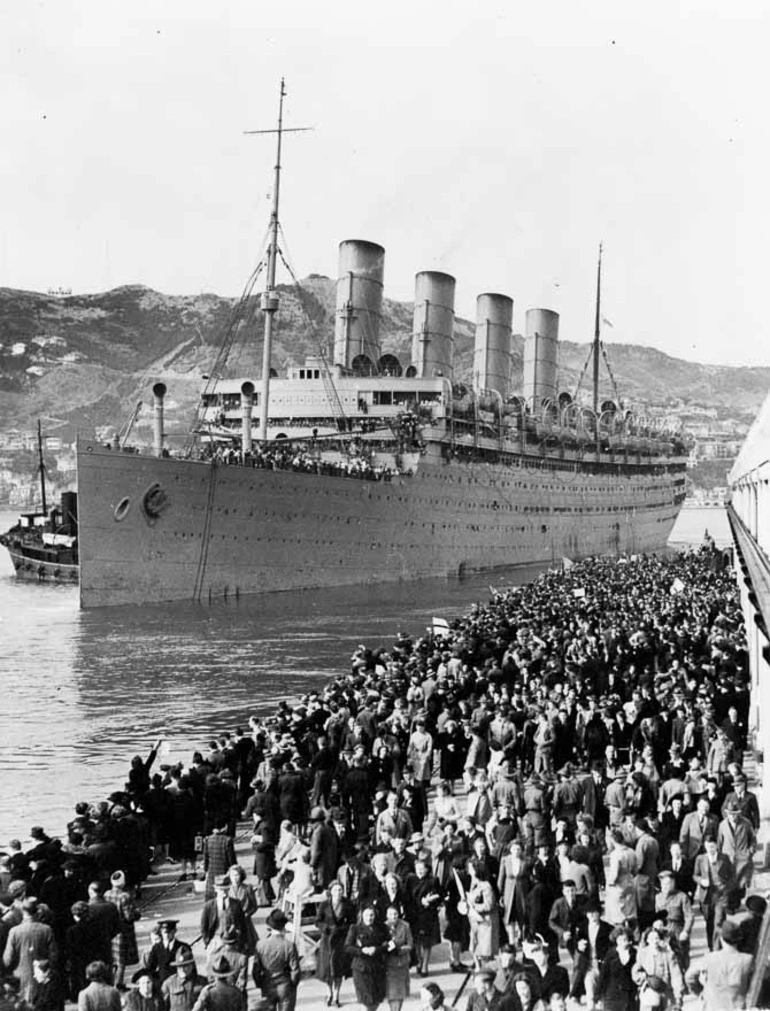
xmin=199 ymin=443 xmax=398 ymax=481
xmin=1 ymin=545 xmax=765 ymax=1011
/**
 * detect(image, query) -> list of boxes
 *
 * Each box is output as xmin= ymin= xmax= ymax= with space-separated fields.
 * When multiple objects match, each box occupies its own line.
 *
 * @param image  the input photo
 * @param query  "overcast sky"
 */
xmin=1 ymin=0 xmax=767 ymax=366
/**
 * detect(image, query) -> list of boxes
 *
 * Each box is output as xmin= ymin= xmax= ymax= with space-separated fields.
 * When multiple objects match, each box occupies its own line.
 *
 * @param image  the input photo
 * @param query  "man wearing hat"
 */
xmin=717 ymin=799 xmax=756 ymax=900
xmin=161 ymin=948 xmax=207 ymax=1011
xmin=251 ymin=909 xmax=300 ymax=1011
xmin=721 ymin=774 xmax=760 ymax=831
xmin=190 ymin=957 xmax=245 ymax=1011
xmin=603 ymin=768 xmax=628 ymax=834
xmin=145 ymin=921 xmax=187 ymax=984
xmin=465 ymin=967 xmax=502 ymax=1010
xmin=200 ymin=877 xmax=248 ymax=958
xmin=521 ymin=773 xmax=550 ymax=851
xmin=655 ymin=869 xmax=694 ymax=970
xmin=204 ymin=928 xmax=248 ymax=991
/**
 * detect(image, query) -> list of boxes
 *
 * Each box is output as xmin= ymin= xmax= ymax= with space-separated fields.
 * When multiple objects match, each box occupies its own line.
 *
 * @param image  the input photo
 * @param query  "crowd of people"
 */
xmin=1 ymin=545 xmax=768 ymax=1011
xmin=200 ymin=441 xmax=399 ymax=483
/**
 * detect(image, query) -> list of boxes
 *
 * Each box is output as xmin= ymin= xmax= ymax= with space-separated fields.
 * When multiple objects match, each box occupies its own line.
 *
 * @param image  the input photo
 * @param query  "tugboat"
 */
xmin=0 ymin=421 xmax=78 ymax=583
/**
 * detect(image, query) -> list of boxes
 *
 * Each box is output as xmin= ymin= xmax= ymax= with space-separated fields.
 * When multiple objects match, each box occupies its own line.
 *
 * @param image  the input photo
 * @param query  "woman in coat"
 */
xmin=604 ymin=829 xmax=638 ymax=927
xmin=406 ymin=859 xmax=444 ymax=976
xmin=497 ymin=839 xmax=531 ymax=946
xmin=226 ymin=865 xmax=258 ymax=956
xmin=201 ymin=827 xmax=236 ymax=901
xmin=344 ymin=905 xmax=389 ymax=1011
xmin=384 ymin=904 xmax=414 ymax=1011
xmin=374 ymin=874 xmax=407 ymax=924
xmin=594 ymin=927 xmax=638 ymax=1011
xmin=315 ymin=881 xmax=355 ymax=1007
xmin=406 ymin=718 xmax=433 ymax=800
xmin=104 ymin=871 xmax=139 ymax=989
xmin=249 ymin=817 xmax=276 ymax=906
xmin=466 ymin=857 xmax=500 ymax=969
xmin=437 ymin=722 xmax=467 ymax=786
xmin=443 ymin=856 xmax=471 ymax=972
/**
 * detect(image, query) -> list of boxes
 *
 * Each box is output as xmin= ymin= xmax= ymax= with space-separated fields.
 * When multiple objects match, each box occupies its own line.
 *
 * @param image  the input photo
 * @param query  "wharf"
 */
xmin=125 ymin=790 xmax=770 ymax=1011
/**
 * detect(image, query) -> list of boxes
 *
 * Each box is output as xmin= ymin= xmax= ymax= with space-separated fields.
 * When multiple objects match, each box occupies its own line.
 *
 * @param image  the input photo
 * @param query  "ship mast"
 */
xmin=37 ymin=419 xmax=47 ymax=515
xmin=244 ymin=80 xmax=311 ymax=442
xmin=592 ymin=242 xmax=602 ymax=416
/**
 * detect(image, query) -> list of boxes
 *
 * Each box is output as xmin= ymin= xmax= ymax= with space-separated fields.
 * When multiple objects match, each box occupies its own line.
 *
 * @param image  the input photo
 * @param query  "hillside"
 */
xmin=0 ymin=280 xmax=766 ymax=444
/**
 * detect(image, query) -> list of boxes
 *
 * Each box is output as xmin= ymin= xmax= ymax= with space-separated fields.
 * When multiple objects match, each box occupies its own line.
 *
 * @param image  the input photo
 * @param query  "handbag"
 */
xmin=453 ymin=869 xmax=469 ymax=916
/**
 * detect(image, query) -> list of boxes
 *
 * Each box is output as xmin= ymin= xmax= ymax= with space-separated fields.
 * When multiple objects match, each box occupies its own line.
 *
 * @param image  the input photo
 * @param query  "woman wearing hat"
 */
xmin=315 ymin=881 xmax=355 ymax=1007
xmin=344 ymin=905 xmax=388 ymax=1011
xmin=123 ymin=970 xmax=163 ymax=1011
xmin=105 ymin=871 xmax=140 ymax=990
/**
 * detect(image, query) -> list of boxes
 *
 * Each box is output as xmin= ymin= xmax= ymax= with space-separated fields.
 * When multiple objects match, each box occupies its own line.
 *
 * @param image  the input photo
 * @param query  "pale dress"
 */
xmin=605 ymin=844 xmax=638 ymax=924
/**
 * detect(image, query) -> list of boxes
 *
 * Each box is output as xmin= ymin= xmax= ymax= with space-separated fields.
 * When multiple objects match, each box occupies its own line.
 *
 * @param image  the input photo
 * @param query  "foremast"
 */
xmin=244 ymin=79 xmax=311 ymax=442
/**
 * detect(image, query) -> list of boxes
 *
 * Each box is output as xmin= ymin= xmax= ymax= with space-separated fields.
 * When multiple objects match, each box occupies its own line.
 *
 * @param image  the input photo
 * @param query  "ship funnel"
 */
xmin=411 ymin=271 xmax=455 ymax=379
xmin=333 ymin=240 xmax=385 ymax=374
xmin=240 ymin=381 xmax=255 ymax=460
xmin=523 ymin=308 xmax=559 ymax=406
xmin=152 ymin=382 xmax=167 ymax=458
xmin=473 ymin=293 xmax=513 ymax=399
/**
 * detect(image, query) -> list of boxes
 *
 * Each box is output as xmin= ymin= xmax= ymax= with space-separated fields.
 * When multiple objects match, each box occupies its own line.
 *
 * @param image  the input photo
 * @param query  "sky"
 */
xmin=1 ymin=0 xmax=768 ymax=366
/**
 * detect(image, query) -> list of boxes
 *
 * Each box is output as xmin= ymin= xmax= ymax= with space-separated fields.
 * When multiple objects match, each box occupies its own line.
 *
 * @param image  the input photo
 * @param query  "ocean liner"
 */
xmin=76 ymin=84 xmax=687 ymax=609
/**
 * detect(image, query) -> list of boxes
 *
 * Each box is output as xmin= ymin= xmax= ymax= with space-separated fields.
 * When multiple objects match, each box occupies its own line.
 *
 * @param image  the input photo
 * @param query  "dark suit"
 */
xmin=547 ymin=897 xmax=585 ymax=958
xmin=145 ymin=938 xmax=188 ymax=984
xmin=199 ymin=898 xmax=248 ymax=952
xmin=692 ymin=853 xmax=734 ymax=950
xmin=679 ymin=811 xmax=718 ymax=862
xmin=87 ymin=898 xmax=121 ymax=967
xmin=309 ymin=822 xmax=339 ymax=889
xmin=569 ymin=919 xmax=614 ymax=1001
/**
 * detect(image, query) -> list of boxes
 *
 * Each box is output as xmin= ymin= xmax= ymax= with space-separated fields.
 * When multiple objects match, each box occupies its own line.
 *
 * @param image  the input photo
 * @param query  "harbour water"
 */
xmin=0 ymin=505 xmax=728 ymax=841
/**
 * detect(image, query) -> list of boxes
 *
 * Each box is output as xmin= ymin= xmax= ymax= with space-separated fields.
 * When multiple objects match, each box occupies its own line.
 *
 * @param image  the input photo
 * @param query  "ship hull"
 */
xmin=77 ymin=439 xmax=686 ymax=608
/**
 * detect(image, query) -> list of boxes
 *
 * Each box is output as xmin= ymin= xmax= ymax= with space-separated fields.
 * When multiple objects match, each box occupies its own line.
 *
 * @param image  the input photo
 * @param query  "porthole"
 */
xmin=114 ymin=497 xmax=131 ymax=522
